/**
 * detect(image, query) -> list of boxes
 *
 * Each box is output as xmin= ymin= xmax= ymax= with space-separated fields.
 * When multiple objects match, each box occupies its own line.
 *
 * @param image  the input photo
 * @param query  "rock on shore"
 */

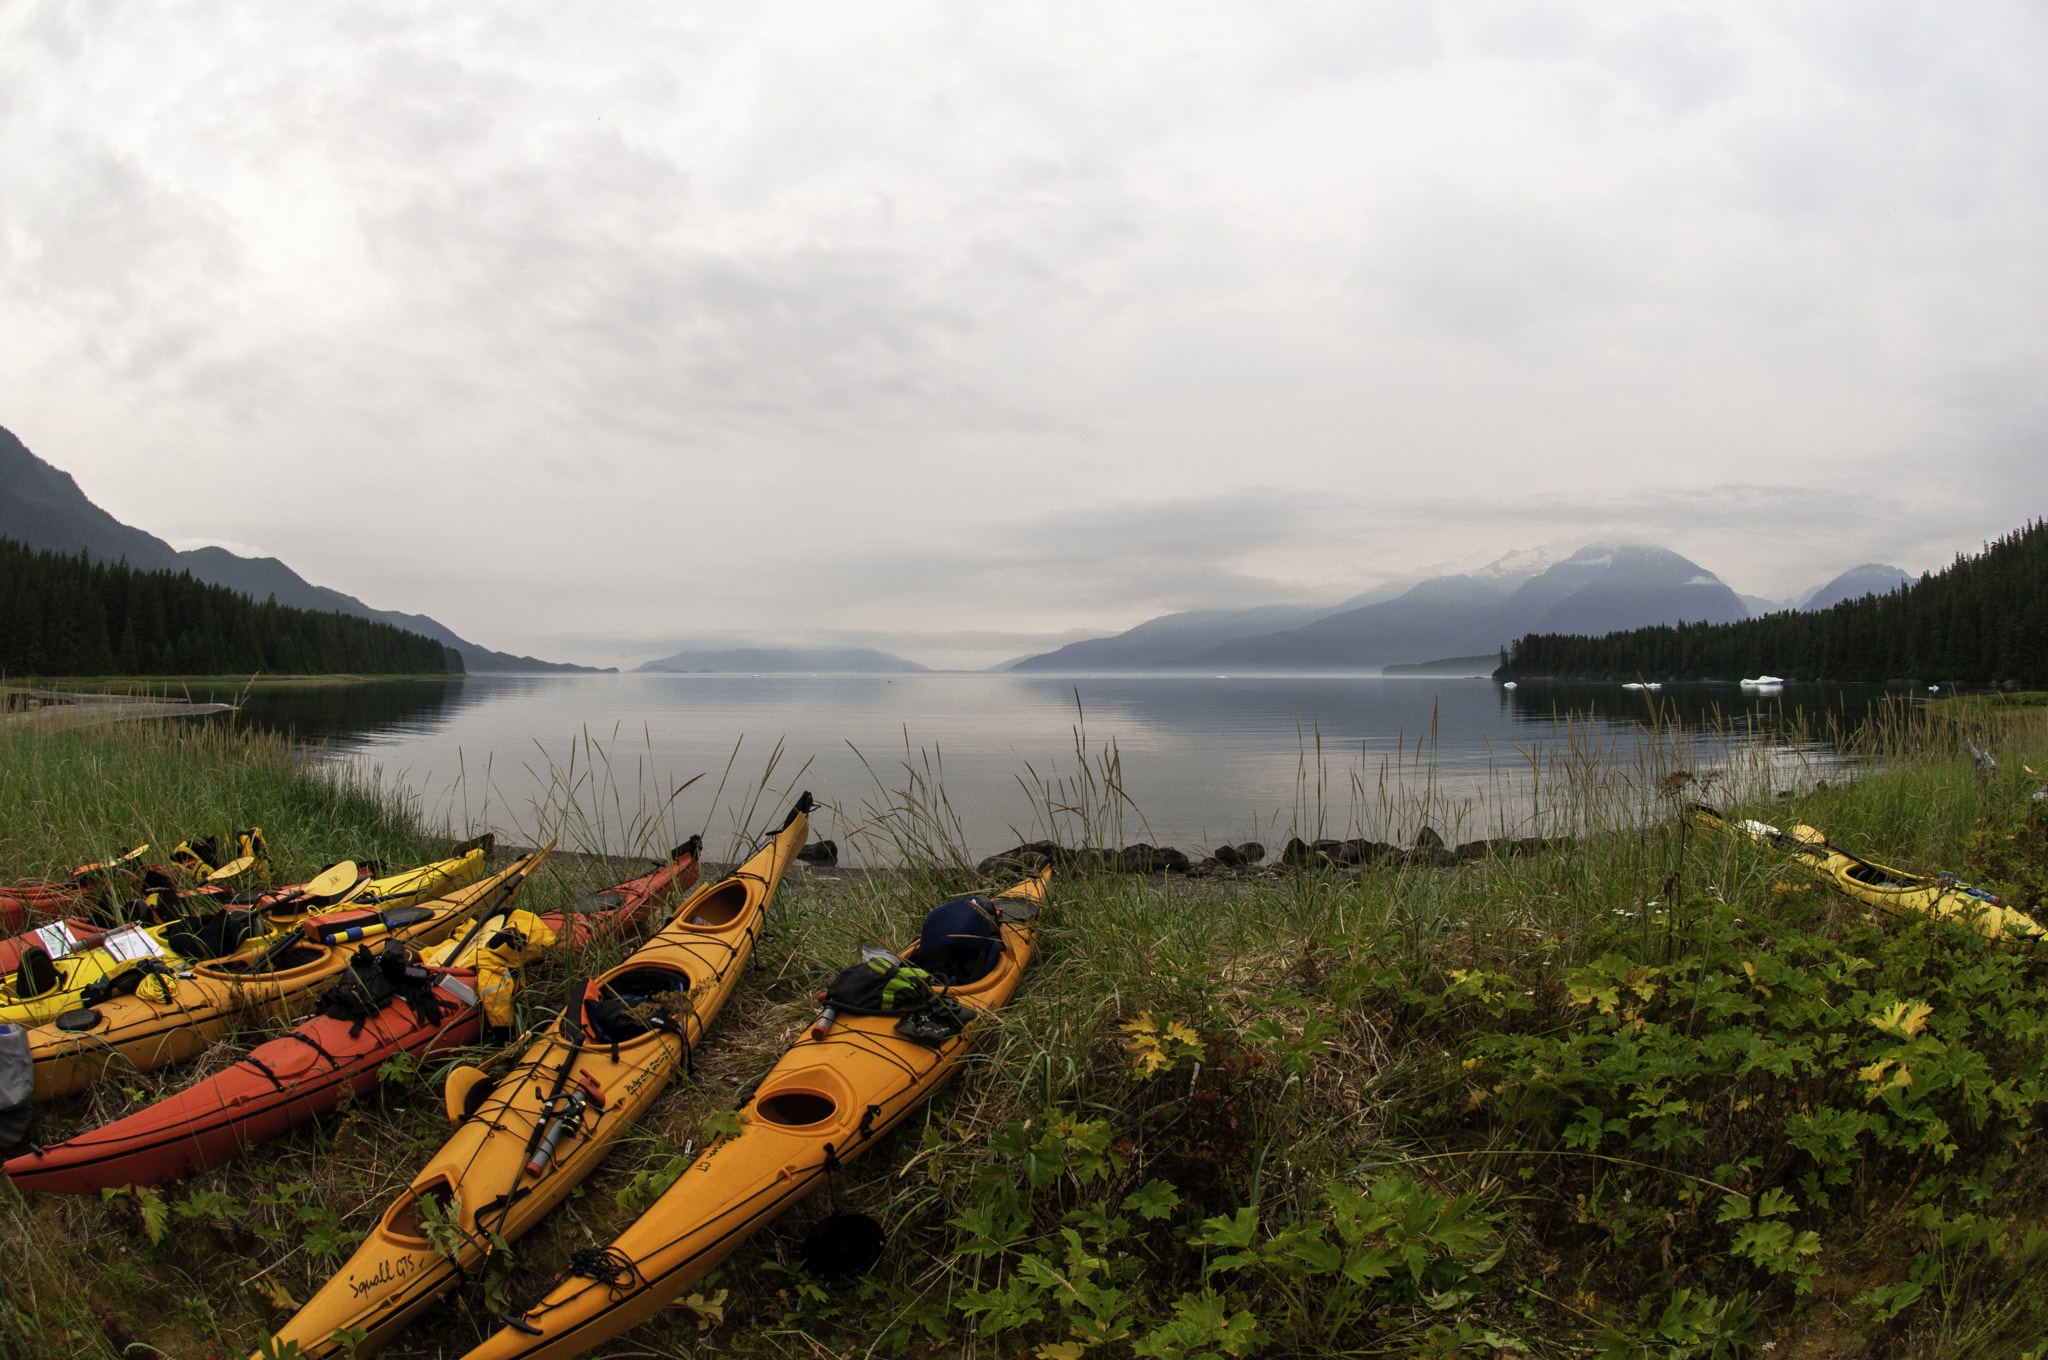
xmin=978 ymin=828 xmax=1569 ymax=877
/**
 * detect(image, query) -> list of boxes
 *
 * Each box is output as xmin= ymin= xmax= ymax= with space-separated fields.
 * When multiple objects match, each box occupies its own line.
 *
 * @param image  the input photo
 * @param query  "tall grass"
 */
xmin=0 ymin=718 xmax=444 ymax=883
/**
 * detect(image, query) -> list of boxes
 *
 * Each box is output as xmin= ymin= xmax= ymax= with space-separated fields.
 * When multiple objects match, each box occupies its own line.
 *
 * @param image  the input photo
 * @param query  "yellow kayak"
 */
xmin=0 ymin=841 xmax=493 ymax=1028
xmin=461 ymin=866 xmax=1049 ymax=1360
xmin=21 ymin=849 xmax=543 ymax=1106
xmin=1693 ymin=804 xmax=2045 ymax=941
xmin=260 ymin=796 xmax=814 ymax=1360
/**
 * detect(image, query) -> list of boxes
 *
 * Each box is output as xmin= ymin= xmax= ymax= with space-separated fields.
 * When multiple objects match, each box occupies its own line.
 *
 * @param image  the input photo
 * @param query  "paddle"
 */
xmin=204 ymin=854 xmax=257 ymax=885
xmin=302 ymin=861 xmax=362 ymax=904
xmin=68 ymin=845 xmax=148 ymax=882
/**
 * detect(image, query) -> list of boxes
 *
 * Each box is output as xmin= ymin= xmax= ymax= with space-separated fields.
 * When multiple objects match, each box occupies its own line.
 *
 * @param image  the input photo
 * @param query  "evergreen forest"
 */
xmin=1497 ymin=519 xmax=2048 ymax=684
xmin=0 ymin=537 xmax=459 ymax=676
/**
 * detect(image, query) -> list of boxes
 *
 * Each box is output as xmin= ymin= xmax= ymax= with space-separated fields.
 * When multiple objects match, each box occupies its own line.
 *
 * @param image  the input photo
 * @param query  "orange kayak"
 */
xmin=258 ymin=797 xmax=814 ymax=1360
xmin=461 ymin=866 xmax=1049 ymax=1360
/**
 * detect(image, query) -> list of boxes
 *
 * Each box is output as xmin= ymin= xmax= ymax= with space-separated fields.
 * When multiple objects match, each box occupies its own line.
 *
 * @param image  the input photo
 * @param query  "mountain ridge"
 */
xmin=1008 ymin=545 xmax=1756 ymax=672
xmin=1798 ymin=563 xmax=1912 ymax=613
xmin=0 ymin=425 xmax=604 ymax=673
xmin=637 ymin=646 xmax=928 ymax=674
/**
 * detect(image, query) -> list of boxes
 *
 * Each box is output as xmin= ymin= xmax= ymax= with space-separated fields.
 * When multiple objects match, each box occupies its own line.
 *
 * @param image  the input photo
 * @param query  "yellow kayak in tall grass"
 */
xmin=1692 ymin=804 xmax=2046 ymax=941
xmin=0 ymin=840 xmax=494 ymax=1028
xmin=460 ymin=866 xmax=1049 ymax=1360
xmin=260 ymin=796 xmax=814 ymax=1360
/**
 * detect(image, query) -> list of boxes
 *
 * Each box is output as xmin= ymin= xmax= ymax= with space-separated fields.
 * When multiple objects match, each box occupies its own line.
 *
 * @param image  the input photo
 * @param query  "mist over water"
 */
xmin=216 ymin=674 xmax=1890 ymax=863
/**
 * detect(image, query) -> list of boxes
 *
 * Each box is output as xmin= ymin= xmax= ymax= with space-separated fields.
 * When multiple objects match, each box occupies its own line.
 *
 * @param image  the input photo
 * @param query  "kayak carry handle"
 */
xmin=777 ymin=793 xmax=816 ymax=832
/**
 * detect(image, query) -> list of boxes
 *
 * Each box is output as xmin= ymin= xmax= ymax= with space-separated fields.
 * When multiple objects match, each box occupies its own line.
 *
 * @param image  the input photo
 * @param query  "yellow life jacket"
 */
xmin=426 ymin=908 xmax=558 ymax=1028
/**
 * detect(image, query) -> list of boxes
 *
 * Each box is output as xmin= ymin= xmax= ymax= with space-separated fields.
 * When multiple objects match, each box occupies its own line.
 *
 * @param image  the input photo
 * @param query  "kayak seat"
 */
xmin=1846 ymin=863 xmax=1913 ymax=889
xmin=13 ymin=946 xmax=58 ymax=1000
xmin=678 ymin=882 xmax=747 ymax=929
xmin=163 ymin=909 xmax=261 ymax=961
xmin=572 ymin=890 xmax=628 ymax=916
xmin=585 ymin=968 xmax=690 ymax=1045
xmin=914 ymin=896 xmax=1004 ymax=987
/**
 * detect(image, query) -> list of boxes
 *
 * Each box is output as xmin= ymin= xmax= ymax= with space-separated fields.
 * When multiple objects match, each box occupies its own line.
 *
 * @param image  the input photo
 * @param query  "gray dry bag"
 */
xmin=0 ymin=1022 xmax=32 ymax=1147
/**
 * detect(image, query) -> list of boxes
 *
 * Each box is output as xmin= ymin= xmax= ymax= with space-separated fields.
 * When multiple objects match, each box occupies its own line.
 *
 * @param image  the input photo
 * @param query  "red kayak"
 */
xmin=0 ymin=847 xmax=149 ymax=931
xmin=4 ymin=840 xmax=700 ymax=1194
xmin=0 ymin=888 xmax=78 ymax=930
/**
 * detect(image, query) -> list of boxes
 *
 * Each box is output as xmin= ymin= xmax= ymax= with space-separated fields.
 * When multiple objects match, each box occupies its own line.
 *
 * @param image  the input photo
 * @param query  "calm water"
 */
xmin=210 ymin=675 xmax=1901 ymax=863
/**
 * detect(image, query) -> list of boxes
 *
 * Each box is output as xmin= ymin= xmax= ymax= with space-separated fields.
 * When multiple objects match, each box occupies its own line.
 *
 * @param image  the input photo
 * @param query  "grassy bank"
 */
xmin=0 ymin=722 xmax=444 ymax=881
xmin=3 ymin=676 xmax=463 ymax=701
xmin=5 ymin=705 xmax=2048 ymax=1358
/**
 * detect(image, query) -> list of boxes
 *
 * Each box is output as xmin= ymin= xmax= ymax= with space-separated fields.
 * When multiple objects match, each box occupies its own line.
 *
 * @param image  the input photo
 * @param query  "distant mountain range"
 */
xmin=637 ymin=646 xmax=927 ymax=674
xmin=0 ymin=425 xmax=603 ymax=673
xmin=1498 ymin=522 xmax=2040 ymax=684
xmin=1004 ymin=547 xmax=1917 ymax=673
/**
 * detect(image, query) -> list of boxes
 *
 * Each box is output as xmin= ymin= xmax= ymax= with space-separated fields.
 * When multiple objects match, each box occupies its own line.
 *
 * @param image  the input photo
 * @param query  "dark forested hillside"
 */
xmin=1497 ymin=520 xmax=2048 ymax=683
xmin=0 ymin=538 xmax=460 ymax=676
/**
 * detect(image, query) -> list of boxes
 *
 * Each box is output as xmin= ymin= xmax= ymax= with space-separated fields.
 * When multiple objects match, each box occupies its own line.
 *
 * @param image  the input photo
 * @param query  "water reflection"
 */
xmin=193 ymin=677 xmax=477 ymax=747
xmin=1500 ymin=680 xmax=1905 ymax=732
xmin=220 ymin=674 xmax=1891 ymax=864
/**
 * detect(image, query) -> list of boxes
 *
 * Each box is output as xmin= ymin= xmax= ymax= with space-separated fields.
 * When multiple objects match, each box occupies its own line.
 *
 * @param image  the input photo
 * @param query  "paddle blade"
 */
xmin=305 ymin=861 xmax=360 ymax=899
xmin=70 ymin=845 xmax=148 ymax=880
xmin=206 ymin=855 xmax=256 ymax=884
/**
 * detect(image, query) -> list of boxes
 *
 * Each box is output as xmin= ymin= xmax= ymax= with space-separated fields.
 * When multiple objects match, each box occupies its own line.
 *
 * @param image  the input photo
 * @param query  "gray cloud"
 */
xmin=1 ymin=1 xmax=2044 ymax=668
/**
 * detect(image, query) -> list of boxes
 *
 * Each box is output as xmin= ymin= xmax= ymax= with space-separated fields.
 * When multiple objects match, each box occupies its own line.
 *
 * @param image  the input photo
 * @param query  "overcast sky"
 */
xmin=4 ymin=2 xmax=2045 ymax=669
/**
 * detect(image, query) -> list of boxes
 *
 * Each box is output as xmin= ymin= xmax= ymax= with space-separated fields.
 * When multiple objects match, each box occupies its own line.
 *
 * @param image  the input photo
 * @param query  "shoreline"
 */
xmin=0 ymin=688 xmax=234 ymax=731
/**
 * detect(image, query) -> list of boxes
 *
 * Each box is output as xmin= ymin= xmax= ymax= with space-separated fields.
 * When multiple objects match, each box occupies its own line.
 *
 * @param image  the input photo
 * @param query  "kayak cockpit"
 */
xmin=754 ymin=1090 xmax=839 ymax=1129
xmin=673 ymin=881 xmax=747 ymax=929
xmin=384 ymin=1177 xmax=464 ymax=1245
xmin=1845 ymin=861 xmax=1919 ymax=890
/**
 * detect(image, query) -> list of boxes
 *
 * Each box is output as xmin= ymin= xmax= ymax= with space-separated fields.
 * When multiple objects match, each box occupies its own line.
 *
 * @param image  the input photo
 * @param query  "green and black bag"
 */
xmin=822 ymin=948 xmax=966 ymax=1044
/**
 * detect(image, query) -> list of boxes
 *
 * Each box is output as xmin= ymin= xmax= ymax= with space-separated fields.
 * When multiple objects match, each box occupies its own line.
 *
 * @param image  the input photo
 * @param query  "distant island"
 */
xmin=1495 ymin=520 xmax=2046 ymax=685
xmin=636 ymin=646 xmax=928 ymax=674
xmin=1381 ymin=655 xmax=1500 ymax=677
